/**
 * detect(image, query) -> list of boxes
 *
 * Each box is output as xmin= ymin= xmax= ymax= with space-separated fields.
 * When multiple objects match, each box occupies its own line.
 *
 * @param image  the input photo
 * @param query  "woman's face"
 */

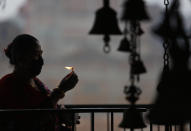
xmin=17 ymin=42 xmax=44 ymax=78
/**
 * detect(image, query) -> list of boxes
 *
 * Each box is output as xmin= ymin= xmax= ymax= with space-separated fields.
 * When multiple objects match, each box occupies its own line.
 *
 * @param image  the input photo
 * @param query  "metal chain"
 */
xmin=163 ymin=0 xmax=170 ymax=67
xmin=130 ymin=21 xmax=137 ymax=85
xmin=163 ymin=40 xmax=169 ymax=66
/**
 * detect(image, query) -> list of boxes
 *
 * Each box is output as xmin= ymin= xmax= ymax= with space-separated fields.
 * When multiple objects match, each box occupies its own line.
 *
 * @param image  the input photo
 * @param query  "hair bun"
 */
xmin=4 ymin=43 xmax=12 ymax=58
xmin=4 ymin=43 xmax=15 ymax=65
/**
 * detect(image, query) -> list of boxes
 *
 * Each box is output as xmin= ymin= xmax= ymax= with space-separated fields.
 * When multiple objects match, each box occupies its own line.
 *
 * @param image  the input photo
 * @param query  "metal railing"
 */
xmin=0 ymin=104 xmax=190 ymax=131
xmin=65 ymin=104 xmax=150 ymax=131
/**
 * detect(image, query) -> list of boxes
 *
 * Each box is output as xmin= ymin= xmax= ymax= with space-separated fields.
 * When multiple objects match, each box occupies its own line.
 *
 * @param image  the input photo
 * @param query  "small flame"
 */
xmin=64 ymin=66 xmax=73 ymax=71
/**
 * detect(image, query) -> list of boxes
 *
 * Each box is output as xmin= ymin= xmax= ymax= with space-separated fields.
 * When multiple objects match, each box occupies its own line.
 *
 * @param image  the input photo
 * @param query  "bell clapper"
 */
xmin=103 ymin=34 xmax=111 ymax=53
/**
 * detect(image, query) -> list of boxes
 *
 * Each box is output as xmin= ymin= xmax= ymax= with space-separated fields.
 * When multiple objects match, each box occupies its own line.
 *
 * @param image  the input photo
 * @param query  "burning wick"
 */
xmin=56 ymin=66 xmax=74 ymax=89
xmin=64 ymin=66 xmax=74 ymax=72
xmin=64 ymin=66 xmax=74 ymax=79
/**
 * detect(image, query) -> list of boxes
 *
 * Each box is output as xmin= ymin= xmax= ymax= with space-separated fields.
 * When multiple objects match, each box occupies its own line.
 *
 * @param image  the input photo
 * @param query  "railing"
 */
xmin=0 ymin=104 xmax=190 ymax=131
xmin=65 ymin=104 xmax=150 ymax=131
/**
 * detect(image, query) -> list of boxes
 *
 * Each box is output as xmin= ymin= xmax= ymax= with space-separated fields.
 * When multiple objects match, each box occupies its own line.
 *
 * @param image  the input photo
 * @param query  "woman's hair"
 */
xmin=4 ymin=34 xmax=39 ymax=65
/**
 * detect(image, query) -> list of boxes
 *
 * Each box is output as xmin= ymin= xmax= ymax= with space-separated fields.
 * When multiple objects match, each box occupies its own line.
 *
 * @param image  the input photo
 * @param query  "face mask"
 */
xmin=29 ymin=57 xmax=44 ymax=77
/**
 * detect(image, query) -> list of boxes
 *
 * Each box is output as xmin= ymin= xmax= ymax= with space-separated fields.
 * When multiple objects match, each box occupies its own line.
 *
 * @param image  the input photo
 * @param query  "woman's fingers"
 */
xmin=58 ymin=72 xmax=79 ymax=92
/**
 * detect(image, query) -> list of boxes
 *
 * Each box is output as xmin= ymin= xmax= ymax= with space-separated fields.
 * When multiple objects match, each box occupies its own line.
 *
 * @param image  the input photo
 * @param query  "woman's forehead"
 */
xmin=27 ymin=43 xmax=43 ymax=56
xmin=34 ymin=44 xmax=43 ymax=54
xmin=35 ymin=44 xmax=42 ymax=51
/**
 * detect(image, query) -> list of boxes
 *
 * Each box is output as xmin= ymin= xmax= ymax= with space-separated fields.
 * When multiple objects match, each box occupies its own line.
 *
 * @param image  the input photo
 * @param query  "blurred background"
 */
xmin=0 ymin=0 xmax=191 ymax=130
xmin=1 ymin=0 xmax=191 ymax=104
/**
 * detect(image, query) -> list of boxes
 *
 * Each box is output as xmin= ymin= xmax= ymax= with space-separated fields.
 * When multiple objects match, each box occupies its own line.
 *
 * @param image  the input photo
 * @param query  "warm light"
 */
xmin=64 ymin=66 xmax=74 ymax=71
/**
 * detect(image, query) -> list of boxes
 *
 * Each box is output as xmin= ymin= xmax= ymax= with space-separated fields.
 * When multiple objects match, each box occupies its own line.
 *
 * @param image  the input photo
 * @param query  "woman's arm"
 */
xmin=44 ymin=72 xmax=78 ymax=107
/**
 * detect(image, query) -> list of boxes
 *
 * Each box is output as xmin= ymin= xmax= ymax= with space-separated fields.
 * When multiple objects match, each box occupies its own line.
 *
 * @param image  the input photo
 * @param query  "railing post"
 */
xmin=175 ymin=125 xmax=177 ymax=131
xmin=72 ymin=113 xmax=76 ymax=131
xmin=157 ymin=125 xmax=160 ymax=131
xmin=165 ymin=125 xmax=171 ymax=131
xmin=107 ymin=113 xmax=110 ymax=131
xmin=91 ymin=112 xmax=95 ymax=131
xmin=169 ymin=125 xmax=172 ymax=131
xmin=150 ymin=123 xmax=153 ymax=131
xmin=106 ymin=112 xmax=114 ymax=131
xmin=130 ymin=128 xmax=134 ymax=131
xmin=111 ymin=112 xmax=114 ymax=131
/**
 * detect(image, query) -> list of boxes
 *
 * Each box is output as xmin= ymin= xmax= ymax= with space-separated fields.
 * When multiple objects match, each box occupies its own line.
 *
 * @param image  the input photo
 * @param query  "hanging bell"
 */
xmin=131 ymin=58 xmax=147 ymax=75
xmin=119 ymin=107 xmax=146 ymax=129
xmin=118 ymin=37 xmax=131 ymax=52
xmin=89 ymin=0 xmax=122 ymax=53
xmin=121 ymin=0 xmax=150 ymax=21
xmin=148 ymin=89 xmax=190 ymax=125
xmin=89 ymin=0 xmax=122 ymax=35
xmin=152 ymin=17 xmax=172 ymax=38
xmin=148 ymin=66 xmax=191 ymax=125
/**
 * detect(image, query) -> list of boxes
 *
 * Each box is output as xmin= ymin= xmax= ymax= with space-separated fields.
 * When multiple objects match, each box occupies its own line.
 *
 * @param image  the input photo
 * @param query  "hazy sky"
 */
xmin=0 ymin=0 xmax=26 ymax=20
xmin=0 ymin=0 xmax=191 ymax=21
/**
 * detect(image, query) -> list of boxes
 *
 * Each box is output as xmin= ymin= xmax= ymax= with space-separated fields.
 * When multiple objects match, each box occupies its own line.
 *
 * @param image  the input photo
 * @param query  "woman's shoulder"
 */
xmin=0 ymin=73 xmax=16 ymax=99
xmin=34 ymin=77 xmax=51 ymax=94
xmin=0 ymin=73 xmax=15 ymax=86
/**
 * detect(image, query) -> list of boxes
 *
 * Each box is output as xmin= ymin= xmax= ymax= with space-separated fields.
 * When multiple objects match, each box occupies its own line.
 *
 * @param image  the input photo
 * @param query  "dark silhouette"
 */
xmin=148 ymin=0 xmax=191 ymax=126
xmin=0 ymin=34 xmax=79 ymax=131
xmin=89 ymin=0 xmax=122 ymax=53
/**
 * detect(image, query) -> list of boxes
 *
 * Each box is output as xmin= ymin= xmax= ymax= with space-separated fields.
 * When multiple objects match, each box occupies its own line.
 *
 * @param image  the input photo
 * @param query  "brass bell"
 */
xmin=89 ymin=0 xmax=122 ymax=53
xmin=89 ymin=0 xmax=122 ymax=35
xmin=152 ymin=18 xmax=171 ymax=38
xmin=131 ymin=58 xmax=147 ymax=75
xmin=148 ymin=90 xmax=190 ymax=125
xmin=148 ymin=66 xmax=191 ymax=125
xmin=121 ymin=0 xmax=150 ymax=21
xmin=118 ymin=37 xmax=131 ymax=52
xmin=119 ymin=107 xmax=146 ymax=129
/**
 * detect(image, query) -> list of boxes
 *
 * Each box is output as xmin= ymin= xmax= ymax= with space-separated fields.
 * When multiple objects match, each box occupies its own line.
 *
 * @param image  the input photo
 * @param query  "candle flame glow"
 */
xmin=64 ymin=66 xmax=73 ymax=71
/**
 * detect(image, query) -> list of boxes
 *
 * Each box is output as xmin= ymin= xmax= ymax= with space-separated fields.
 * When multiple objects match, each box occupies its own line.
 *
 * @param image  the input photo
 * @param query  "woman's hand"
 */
xmin=49 ymin=88 xmax=65 ymax=106
xmin=58 ymin=72 xmax=79 ymax=93
xmin=49 ymin=72 xmax=78 ymax=106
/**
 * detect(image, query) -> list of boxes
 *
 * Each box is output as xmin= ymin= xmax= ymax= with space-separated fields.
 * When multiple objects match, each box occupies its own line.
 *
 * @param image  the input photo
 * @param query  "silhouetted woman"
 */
xmin=0 ymin=34 xmax=79 ymax=131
